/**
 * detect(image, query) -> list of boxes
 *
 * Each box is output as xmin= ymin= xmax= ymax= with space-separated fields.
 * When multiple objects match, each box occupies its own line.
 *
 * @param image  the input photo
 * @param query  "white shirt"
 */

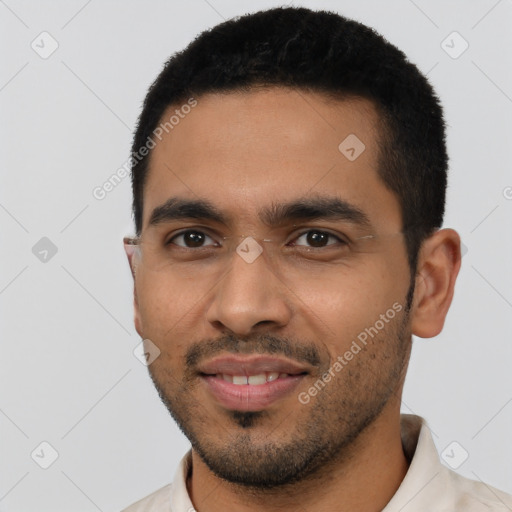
xmin=122 ymin=414 xmax=512 ymax=511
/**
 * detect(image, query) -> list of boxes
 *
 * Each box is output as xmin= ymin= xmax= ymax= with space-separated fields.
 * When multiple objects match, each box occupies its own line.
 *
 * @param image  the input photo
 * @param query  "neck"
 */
xmin=187 ymin=406 xmax=409 ymax=512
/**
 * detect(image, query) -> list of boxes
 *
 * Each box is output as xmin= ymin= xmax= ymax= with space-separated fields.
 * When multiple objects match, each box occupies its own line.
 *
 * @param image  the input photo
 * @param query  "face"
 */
xmin=127 ymin=88 xmax=414 ymax=488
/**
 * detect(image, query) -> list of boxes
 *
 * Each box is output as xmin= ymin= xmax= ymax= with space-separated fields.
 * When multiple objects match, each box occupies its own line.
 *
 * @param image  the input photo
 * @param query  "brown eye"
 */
xmin=307 ymin=231 xmax=329 ymax=247
xmin=293 ymin=230 xmax=344 ymax=248
xmin=169 ymin=230 xmax=215 ymax=248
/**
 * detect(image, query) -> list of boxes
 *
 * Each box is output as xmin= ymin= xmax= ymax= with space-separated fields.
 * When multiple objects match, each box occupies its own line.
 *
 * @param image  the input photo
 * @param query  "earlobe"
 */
xmin=123 ymin=240 xmax=143 ymax=337
xmin=123 ymin=241 xmax=138 ymax=280
xmin=410 ymin=229 xmax=462 ymax=338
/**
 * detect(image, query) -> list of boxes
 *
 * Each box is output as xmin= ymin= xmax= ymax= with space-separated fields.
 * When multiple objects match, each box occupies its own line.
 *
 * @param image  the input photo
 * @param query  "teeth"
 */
xmin=216 ymin=372 xmax=289 ymax=385
xmin=248 ymin=374 xmax=266 ymax=385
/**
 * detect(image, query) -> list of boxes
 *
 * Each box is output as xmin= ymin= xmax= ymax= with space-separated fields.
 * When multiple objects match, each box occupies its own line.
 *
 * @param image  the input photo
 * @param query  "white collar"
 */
xmin=166 ymin=414 xmax=512 ymax=512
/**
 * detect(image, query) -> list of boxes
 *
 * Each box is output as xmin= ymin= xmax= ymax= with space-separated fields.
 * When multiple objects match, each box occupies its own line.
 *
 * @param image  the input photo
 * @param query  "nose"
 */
xmin=205 ymin=243 xmax=293 ymax=336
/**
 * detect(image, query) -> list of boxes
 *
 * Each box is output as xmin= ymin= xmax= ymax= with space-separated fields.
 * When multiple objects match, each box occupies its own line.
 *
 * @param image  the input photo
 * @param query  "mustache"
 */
xmin=185 ymin=332 xmax=321 ymax=370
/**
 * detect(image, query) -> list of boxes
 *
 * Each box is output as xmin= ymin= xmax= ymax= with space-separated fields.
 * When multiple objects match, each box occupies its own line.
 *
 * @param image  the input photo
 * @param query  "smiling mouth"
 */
xmin=196 ymin=354 xmax=312 ymax=410
xmin=199 ymin=372 xmax=308 ymax=412
xmin=201 ymin=371 xmax=308 ymax=385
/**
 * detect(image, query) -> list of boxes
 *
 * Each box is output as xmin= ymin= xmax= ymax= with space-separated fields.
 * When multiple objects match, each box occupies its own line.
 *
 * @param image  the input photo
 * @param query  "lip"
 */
xmin=198 ymin=355 xmax=310 ymax=412
xmin=201 ymin=374 xmax=306 ymax=411
xmin=198 ymin=354 xmax=310 ymax=376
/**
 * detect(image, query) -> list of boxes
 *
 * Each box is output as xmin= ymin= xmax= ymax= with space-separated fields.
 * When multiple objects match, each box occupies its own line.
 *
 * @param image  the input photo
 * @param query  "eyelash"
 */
xmin=165 ymin=228 xmax=349 ymax=249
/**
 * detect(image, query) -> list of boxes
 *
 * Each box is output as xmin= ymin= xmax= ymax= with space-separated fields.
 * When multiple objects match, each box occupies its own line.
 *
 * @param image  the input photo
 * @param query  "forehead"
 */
xmin=142 ymin=88 xmax=401 ymax=232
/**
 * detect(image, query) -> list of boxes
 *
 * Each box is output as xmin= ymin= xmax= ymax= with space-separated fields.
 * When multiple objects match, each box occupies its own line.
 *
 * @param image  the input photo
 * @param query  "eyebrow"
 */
xmin=147 ymin=195 xmax=372 ymax=230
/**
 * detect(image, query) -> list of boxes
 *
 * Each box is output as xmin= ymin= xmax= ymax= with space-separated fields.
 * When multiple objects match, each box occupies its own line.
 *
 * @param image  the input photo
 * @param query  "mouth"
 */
xmin=207 ymin=371 xmax=302 ymax=385
xmin=198 ymin=355 xmax=310 ymax=412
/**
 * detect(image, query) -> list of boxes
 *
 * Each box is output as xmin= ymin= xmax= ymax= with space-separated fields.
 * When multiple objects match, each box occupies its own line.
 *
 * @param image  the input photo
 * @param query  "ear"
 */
xmin=410 ymin=228 xmax=461 ymax=338
xmin=123 ymin=240 xmax=143 ymax=338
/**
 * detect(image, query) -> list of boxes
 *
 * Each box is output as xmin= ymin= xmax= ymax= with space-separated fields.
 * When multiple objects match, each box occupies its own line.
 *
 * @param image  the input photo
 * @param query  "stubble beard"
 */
xmin=147 ymin=303 xmax=412 ymax=491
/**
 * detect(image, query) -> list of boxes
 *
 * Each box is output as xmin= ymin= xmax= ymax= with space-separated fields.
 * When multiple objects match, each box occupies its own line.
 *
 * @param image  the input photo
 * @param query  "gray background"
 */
xmin=1 ymin=0 xmax=511 ymax=510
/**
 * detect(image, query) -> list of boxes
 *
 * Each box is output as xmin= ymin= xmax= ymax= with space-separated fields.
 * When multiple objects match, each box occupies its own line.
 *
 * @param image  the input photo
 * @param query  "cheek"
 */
xmin=136 ymin=276 xmax=192 ymax=379
xmin=135 ymin=271 xmax=203 ymax=340
xmin=291 ymin=265 xmax=406 ymax=352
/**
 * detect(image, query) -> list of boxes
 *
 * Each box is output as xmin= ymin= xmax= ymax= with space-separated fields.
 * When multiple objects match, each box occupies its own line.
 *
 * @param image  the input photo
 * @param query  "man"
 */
xmin=122 ymin=7 xmax=512 ymax=511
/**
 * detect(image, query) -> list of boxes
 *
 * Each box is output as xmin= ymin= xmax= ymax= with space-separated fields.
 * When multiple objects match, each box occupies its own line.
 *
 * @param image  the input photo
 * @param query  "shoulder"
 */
xmin=121 ymin=483 xmax=173 ymax=512
xmin=389 ymin=415 xmax=512 ymax=511
xmin=444 ymin=468 xmax=512 ymax=511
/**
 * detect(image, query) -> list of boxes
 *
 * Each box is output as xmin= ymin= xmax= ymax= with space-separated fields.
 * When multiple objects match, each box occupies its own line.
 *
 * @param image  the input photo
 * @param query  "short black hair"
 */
xmin=130 ymin=6 xmax=447 ymax=275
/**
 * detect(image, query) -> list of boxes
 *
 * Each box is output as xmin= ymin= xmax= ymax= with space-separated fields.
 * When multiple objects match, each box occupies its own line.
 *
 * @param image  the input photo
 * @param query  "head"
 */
xmin=125 ymin=7 xmax=460 ymax=490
